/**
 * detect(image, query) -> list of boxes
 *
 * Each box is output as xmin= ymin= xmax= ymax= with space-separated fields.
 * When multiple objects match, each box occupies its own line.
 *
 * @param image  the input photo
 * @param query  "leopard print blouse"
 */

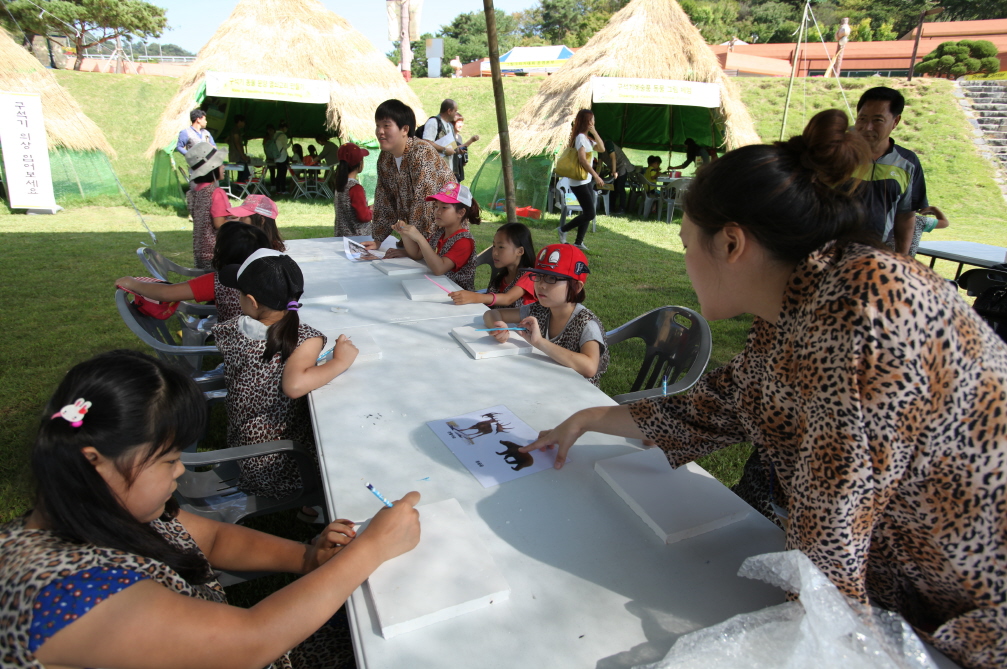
xmin=185 ymin=184 xmax=218 ymax=270
xmin=214 ymin=273 xmax=242 ymax=323
xmin=212 ymin=317 xmax=325 ymax=500
xmin=526 ymin=302 xmax=609 ymax=386
xmin=428 ymin=226 xmax=477 ymax=291
xmin=371 ymin=137 xmax=455 ymax=245
xmin=629 ymin=242 xmax=1007 ymax=669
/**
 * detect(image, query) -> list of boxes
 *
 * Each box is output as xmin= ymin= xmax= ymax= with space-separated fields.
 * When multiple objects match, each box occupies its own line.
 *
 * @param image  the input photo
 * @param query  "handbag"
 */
xmin=555 ymin=146 xmax=587 ymax=181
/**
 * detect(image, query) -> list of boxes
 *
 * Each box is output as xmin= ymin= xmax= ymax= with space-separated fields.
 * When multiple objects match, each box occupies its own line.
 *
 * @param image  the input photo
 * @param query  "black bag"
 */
xmin=972 ymin=279 xmax=1007 ymax=342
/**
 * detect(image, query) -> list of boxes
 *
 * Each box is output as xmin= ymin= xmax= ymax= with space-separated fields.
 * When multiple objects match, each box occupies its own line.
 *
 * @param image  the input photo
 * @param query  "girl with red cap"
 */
xmin=334 ymin=143 xmax=373 ymax=237
xmin=483 ymin=243 xmax=609 ymax=386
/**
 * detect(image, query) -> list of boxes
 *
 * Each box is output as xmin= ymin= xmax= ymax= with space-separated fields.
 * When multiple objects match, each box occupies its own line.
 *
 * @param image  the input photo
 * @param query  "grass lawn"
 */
xmin=2 ymin=71 xmax=1005 ymax=604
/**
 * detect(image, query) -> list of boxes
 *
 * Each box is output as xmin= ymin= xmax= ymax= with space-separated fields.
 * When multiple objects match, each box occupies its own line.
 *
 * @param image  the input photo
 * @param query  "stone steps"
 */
xmin=958 ymin=80 xmax=1007 ymax=199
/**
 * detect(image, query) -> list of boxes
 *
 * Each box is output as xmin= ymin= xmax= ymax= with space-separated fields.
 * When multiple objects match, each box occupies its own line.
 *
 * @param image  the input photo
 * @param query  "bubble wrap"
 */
xmin=634 ymin=550 xmax=938 ymax=669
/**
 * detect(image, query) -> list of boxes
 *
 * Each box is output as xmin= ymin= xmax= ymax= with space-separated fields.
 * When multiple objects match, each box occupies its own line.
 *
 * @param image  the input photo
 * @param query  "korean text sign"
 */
xmin=0 ymin=92 xmax=56 ymax=209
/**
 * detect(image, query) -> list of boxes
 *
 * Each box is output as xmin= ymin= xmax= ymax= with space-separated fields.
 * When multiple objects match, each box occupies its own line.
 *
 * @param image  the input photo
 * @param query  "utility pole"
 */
xmin=400 ymin=0 xmax=412 ymax=82
xmin=908 ymin=6 xmax=944 ymax=81
xmin=483 ymin=0 xmax=516 ymax=223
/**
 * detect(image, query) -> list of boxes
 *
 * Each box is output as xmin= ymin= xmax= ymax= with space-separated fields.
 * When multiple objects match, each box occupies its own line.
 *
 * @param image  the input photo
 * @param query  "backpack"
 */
xmin=425 ymin=116 xmax=450 ymax=142
xmin=263 ymin=136 xmax=278 ymax=161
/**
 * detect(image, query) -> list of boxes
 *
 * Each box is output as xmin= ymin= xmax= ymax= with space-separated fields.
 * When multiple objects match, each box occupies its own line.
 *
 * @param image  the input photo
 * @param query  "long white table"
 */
xmin=292 ymin=238 xmax=958 ymax=669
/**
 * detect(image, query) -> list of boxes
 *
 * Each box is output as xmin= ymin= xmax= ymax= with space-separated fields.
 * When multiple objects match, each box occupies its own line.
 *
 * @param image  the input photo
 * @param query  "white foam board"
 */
xmin=317 ymin=329 xmax=382 ymax=364
xmin=301 ymin=278 xmax=348 ymax=305
xmin=373 ymin=257 xmax=428 ymax=276
xmin=450 ymin=326 xmax=535 ymax=359
xmin=595 ymin=448 xmax=751 ymax=544
xmin=365 ymin=498 xmax=510 ymax=638
xmin=401 ymin=275 xmax=462 ymax=302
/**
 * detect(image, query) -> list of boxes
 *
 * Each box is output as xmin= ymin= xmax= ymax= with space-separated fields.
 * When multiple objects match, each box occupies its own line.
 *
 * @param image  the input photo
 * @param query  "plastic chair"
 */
xmin=554 ymin=180 xmax=597 ymax=235
xmin=638 ymin=179 xmax=664 ymax=220
xmin=661 ymin=178 xmax=691 ymax=224
xmin=232 ymin=163 xmax=270 ymax=199
xmin=605 ymin=306 xmax=712 ymax=404
xmin=958 ymin=268 xmax=1007 ymax=341
xmin=138 ymin=247 xmax=205 ymax=282
xmin=289 ymin=167 xmax=312 ymax=199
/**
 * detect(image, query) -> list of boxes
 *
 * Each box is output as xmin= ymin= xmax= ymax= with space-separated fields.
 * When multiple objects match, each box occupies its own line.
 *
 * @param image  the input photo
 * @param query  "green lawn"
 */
xmin=1 ymin=72 xmax=1004 ymax=605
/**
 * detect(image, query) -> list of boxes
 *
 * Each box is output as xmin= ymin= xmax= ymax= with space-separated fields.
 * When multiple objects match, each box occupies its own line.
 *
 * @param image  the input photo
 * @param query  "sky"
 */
xmin=157 ymin=0 xmax=538 ymax=57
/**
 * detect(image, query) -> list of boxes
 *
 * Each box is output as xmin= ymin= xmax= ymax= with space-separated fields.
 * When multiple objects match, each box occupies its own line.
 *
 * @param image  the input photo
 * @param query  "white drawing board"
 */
xmin=595 ymin=448 xmax=751 ymax=544
xmin=427 ymin=404 xmax=561 ymax=488
xmin=300 ymin=277 xmax=348 ymax=305
xmin=315 ymin=329 xmax=382 ymax=365
xmin=402 ymin=275 xmax=462 ymax=302
xmin=450 ymin=326 xmax=535 ymax=359
xmin=364 ymin=498 xmax=510 ymax=639
xmin=373 ymin=257 xmax=428 ymax=276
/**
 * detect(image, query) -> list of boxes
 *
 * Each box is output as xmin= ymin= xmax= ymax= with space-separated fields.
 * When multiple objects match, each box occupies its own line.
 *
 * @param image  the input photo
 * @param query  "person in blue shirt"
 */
xmin=177 ymin=108 xmax=215 ymax=156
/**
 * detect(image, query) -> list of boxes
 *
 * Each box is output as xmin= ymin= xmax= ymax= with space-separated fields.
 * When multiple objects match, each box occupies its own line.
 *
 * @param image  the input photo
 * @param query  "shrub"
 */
xmin=916 ymin=39 xmax=1003 ymax=78
xmin=973 ymin=40 xmax=999 ymax=59
xmin=964 ymin=58 xmax=982 ymax=72
xmin=981 ymin=57 xmax=1001 ymax=73
xmin=951 ymin=63 xmax=968 ymax=77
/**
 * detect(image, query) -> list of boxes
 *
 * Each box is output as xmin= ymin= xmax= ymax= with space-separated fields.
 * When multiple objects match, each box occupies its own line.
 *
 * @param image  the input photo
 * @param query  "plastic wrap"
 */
xmin=635 ymin=550 xmax=937 ymax=669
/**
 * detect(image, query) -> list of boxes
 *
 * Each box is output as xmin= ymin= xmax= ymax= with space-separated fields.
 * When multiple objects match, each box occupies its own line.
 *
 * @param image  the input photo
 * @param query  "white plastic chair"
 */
xmin=661 ymin=178 xmax=691 ymax=224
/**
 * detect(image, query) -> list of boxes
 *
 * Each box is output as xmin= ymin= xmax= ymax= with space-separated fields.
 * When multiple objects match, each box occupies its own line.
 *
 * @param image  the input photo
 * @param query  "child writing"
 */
xmin=214 ymin=248 xmax=358 ymax=512
xmin=484 ymin=243 xmax=609 ymax=386
xmin=449 ymin=222 xmax=537 ymax=308
xmin=393 ymin=182 xmax=480 ymax=291
xmin=334 ymin=142 xmax=373 ymax=237
xmin=116 ymin=221 xmax=270 ymax=324
xmin=3 ymin=349 xmax=420 ymax=668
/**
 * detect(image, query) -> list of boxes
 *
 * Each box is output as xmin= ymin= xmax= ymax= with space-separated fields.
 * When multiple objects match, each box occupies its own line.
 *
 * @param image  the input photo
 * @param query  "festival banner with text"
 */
xmin=591 ymin=77 xmax=722 ymax=108
xmin=0 ymin=92 xmax=56 ymax=210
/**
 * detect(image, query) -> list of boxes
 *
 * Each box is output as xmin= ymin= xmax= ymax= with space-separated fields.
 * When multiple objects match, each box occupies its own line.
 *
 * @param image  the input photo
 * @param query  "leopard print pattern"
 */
xmin=428 ymin=226 xmax=477 ymax=291
xmin=489 ymin=270 xmax=530 ymax=308
xmin=212 ymin=318 xmax=325 ymax=500
xmin=526 ymin=303 xmax=609 ymax=386
xmin=186 ymin=184 xmax=218 ymax=270
xmin=628 ymin=242 xmax=1007 ymax=669
xmin=334 ymin=178 xmax=372 ymax=237
xmin=371 ymin=137 xmax=455 ymax=244
xmin=214 ymin=273 xmax=242 ymax=323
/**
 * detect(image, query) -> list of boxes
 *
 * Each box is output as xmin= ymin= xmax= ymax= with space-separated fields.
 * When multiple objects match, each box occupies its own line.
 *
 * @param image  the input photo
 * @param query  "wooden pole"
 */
xmin=908 ymin=8 xmax=943 ymax=81
xmin=779 ymin=3 xmax=807 ymax=141
xmin=483 ymin=0 xmax=517 ymax=223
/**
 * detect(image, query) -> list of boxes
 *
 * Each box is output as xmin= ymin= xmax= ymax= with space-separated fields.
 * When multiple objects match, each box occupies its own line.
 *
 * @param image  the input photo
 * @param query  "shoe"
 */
xmin=574 ymin=242 xmax=589 ymax=251
xmin=556 ymin=226 xmax=567 ymax=244
xmin=296 ymin=505 xmax=327 ymax=525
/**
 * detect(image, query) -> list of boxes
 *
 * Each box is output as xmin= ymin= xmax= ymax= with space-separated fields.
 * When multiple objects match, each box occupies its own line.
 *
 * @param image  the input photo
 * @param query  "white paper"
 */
xmin=316 ymin=329 xmax=382 ymax=365
xmin=342 ymin=237 xmax=384 ymax=261
xmin=373 ymin=257 xmax=428 ymax=276
xmin=378 ymin=235 xmax=400 ymax=251
xmin=427 ymin=405 xmax=561 ymax=488
xmin=435 ymin=133 xmax=457 ymax=149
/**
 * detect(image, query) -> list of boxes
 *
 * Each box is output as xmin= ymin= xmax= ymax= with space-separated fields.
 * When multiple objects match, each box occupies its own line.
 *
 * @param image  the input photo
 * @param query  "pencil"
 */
xmin=474 ymin=327 xmax=527 ymax=332
xmin=366 ymin=483 xmax=394 ymax=508
xmin=424 ymin=274 xmax=452 ymax=293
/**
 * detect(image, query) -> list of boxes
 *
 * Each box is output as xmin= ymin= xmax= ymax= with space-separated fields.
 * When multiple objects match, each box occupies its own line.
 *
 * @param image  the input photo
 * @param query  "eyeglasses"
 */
xmin=529 ymin=273 xmax=569 ymax=285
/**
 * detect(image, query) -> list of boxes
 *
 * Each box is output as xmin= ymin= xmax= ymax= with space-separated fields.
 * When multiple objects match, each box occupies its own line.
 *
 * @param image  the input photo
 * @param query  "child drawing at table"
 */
xmin=213 ymin=249 xmax=358 ymax=518
xmin=484 ymin=243 xmax=609 ymax=386
xmin=116 ymin=221 xmax=271 ymax=324
xmin=334 ymin=143 xmax=373 ymax=237
xmin=449 ymin=222 xmax=537 ymax=308
xmin=393 ymin=182 xmax=480 ymax=291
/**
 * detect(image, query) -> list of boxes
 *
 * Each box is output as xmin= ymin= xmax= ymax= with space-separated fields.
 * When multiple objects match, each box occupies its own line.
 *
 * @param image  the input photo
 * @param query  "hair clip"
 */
xmin=52 ymin=398 xmax=91 ymax=427
xmin=286 ymin=301 xmax=301 ymax=312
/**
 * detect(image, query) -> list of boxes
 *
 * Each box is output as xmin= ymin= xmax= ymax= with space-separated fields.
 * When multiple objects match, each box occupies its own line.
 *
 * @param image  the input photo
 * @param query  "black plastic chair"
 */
xmin=959 ymin=268 xmax=1007 ymax=342
xmin=605 ymin=306 xmax=712 ymax=404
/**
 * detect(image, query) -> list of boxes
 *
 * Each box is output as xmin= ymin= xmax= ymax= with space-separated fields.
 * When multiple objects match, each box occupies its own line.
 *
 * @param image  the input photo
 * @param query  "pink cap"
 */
xmin=425 ymin=182 xmax=472 ymax=207
xmin=226 ymin=194 xmax=278 ymax=219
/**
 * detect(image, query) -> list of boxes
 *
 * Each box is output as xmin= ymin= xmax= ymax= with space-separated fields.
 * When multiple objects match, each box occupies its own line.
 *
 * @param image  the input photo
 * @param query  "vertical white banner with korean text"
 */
xmin=0 ymin=92 xmax=56 ymax=210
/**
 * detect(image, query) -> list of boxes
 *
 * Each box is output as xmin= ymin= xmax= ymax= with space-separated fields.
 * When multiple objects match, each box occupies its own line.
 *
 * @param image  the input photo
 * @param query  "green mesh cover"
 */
xmin=469 ymin=152 xmax=554 ymax=214
xmin=47 ymin=149 xmax=118 ymax=202
xmin=149 ymin=149 xmax=185 ymax=207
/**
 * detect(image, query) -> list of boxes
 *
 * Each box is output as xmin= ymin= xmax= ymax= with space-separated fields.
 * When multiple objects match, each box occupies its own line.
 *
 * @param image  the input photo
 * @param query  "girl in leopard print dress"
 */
xmin=483 ymin=243 xmax=608 ymax=386
xmin=521 ymin=110 xmax=1007 ymax=669
xmin=214 ymin=249 xmax=359 ymax=505
xmin=0 ymin=349 xmax=421 ymax=668
xmin=394 ymin=181 xmax=480 ymax=291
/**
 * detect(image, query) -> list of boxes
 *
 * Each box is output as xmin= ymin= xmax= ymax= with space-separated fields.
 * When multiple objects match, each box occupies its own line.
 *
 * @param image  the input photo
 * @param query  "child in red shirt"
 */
xmin=334 ymin=143 xmax=373 ymax=237
xmin=449 ymin=222 xmax=537 ymax=308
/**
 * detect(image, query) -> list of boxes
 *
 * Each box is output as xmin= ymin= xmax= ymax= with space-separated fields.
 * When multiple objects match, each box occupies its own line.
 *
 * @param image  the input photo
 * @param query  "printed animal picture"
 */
xmin=427 ymin=405 xmax=560 ymax=488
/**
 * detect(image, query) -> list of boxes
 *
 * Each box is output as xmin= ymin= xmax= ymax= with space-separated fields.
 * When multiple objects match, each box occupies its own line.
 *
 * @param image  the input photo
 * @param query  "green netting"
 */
xmin=150 ymin=149 xmax=186 ymax=207
xmin=469 ymin=152 xmax=554 ymax=214
xmin=591 ymin=103 xmax=724 ymax=153
xmin=47 ymin=149 xmax=118 ymax=202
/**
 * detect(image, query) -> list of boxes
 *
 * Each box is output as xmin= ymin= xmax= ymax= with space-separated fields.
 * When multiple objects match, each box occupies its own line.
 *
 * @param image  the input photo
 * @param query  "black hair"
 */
xmin=450 ymin=197 xmax=482 ymax=226
xmin=192 ymin=171 xmax=216 ymax=184
xmin=375 ymin=99 xmax=416 ymax=137
xmin=334 ymin=159 xmax=361 ymax=193
xmin=278 ymin=120 xmax=289 ymax=131
xmin=33 ymin=350 xmax=212 ymax=584
xmin=240 ymin=261 xmax=303 ymax=364
xmin=233 ymin=114 xmax=246 ymax=124
xmin=189 ymin=108 xmax=206 ymax=123
xmin=263 ymin=307 xmax=300 ymax=364
xmin=308 ymin=145 xmax=317 ymax=155
xmin=291 ymin=143 xmax=303 ymax=159
xmin=489 ymin=222 xmax=536 ymax=291
xmin=212 ymin=221 xmax=270 ymax=270
xmin=567 ymin=281 xmax=586 ymax=303
xmin=647 ymin=155 xmax=661 ymax=165
xmin=247 ymin=213 xmax=285 ymax=251
xmin=856 ymin=86 xmax=905 ymax=116
xmin=440 ymin=98 xmax=457 ymax=114
xmin=265 ymin=124 xmax=275 ymax=136
xmin=684 ymin=109 xmax=876 ymax=266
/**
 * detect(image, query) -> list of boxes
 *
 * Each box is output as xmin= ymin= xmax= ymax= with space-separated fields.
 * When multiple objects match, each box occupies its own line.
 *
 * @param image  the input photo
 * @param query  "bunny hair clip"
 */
xmin=52 ymin=398 xmax=91 ymax=427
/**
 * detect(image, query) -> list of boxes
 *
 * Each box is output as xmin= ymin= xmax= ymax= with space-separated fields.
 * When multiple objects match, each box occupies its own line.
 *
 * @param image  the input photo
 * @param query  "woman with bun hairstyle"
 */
xmin=0 ymin=350 xmax=420 ymax=668
xmin=522 ymin=109 xmax=1007 ymax=669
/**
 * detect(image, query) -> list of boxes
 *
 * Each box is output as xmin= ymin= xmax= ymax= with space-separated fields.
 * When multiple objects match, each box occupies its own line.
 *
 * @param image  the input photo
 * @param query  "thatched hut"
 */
xmin=502 ymin=0 xmax=759 ymax=157
xmin=146 ymin=0 xmax=425 ymax=205
xmin=0 ymin=28 xmax=120 ymax=202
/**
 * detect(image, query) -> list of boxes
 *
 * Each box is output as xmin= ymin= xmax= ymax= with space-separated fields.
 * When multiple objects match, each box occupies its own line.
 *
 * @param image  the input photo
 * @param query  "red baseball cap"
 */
xmin=528 ymin=244 xmax=590 ymax=283
xmin=227 ymin=195 xmax=278 ymax=219
xmin=337 ymin=142 xmax=370 ymax=165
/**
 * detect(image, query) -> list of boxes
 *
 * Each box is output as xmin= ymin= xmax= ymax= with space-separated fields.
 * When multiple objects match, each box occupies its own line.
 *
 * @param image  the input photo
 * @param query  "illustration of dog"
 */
xmin=496 ymin=440 xmax=534 ymax=471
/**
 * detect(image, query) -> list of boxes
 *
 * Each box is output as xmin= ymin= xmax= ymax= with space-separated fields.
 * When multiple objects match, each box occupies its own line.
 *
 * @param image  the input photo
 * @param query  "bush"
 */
xmin=920 ymin=39 xmax=1002 ymax=78
xmin=951 ymin=63 xmax=968 ymax=77
xmin=914 ymin=59 xmax=937 ymax=75
xmin=981 ymin=57 xmax=1001 ymax=73
xmin=964 ymin=57 xmax=982 ymax=72
xmin=973 ymin=40 xmax=999 ymax=59
xmin=939 ymin=54 xmax=956 ymax=69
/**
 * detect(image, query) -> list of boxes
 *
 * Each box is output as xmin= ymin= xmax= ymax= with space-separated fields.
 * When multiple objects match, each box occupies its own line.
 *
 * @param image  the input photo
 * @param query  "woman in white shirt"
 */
xmin=557 ymin=109 xmax=604 ymax=251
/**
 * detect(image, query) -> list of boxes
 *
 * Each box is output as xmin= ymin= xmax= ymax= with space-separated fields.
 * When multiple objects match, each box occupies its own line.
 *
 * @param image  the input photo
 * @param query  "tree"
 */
xmin=915 ymin=39 xmax=1000 ymax=78
xmin=5 ymin=0 xmax=167 ymax=71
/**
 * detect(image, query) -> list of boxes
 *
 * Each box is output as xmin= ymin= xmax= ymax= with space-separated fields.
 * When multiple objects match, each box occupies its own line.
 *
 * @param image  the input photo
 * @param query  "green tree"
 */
xmin=915 ymin=39 xmax=1000 ymax=77
xmin=5 ymin=0 xmax=167 ymax=70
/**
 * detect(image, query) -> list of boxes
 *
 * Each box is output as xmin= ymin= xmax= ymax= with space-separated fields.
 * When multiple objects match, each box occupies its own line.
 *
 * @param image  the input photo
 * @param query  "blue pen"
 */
xmin=662 ymin=374 xmax=668 ymax=397
xmin=366 ymin=483 xmax=394 ymax=508
xmin=475 ymin=327 xmax=527 ymax=332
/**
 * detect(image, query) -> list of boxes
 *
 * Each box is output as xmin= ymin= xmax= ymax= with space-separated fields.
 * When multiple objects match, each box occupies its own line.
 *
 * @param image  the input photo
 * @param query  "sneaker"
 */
xmin=574 ymin=242 xmax=589 ymax=251
xmin=556 ymin=226 xmax=567 ymax=244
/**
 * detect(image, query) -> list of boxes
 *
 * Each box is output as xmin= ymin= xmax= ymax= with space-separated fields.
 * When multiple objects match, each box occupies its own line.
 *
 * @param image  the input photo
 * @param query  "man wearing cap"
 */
xmin=185 ymin=141 xmax=229 ymax=269
xmin=372 ymin=99 xmax=455 ymax=245
xmin=334 ymin=143 xmax=373 ymax=237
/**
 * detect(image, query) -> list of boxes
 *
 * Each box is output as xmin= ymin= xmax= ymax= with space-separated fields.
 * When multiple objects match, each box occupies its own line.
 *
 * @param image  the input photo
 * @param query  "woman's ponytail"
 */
xmin=263 ymin=300 xmax=302 ymax=363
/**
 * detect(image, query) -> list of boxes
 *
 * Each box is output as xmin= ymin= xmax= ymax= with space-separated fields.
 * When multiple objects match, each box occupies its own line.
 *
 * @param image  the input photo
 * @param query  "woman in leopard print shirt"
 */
xmin=522 ymin=111 xmax=1007 ymax=669
xmin=0 ymin=350 xmax=420 ymax=668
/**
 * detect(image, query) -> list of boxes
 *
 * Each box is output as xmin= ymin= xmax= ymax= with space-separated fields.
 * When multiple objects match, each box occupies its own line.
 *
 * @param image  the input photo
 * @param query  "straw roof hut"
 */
xmin=500 ymin=0 xmax=760 ymax=157
xmin=146 ymin=0 xmax=425 ymax=157
xmin=0 ymin=28 xmax=116 ymax=156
